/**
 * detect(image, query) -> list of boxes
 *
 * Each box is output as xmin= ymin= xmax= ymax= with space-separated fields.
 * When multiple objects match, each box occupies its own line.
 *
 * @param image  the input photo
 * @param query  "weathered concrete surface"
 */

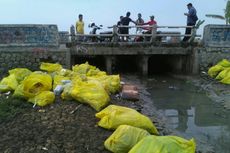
xmin=196 ymin=47 xmax=230 ymax=72
xmin=0 ymin=24 xmax=59 ymax=47
xmin=58 ymin=31 xmax=70 ymax=44
xmin=70 ymin=46 xmax=192 ymax=55
xmin=0 ymin=49 xmax=70 ymax=77
xmin=203 ymin=24 xmax=230 ymax=48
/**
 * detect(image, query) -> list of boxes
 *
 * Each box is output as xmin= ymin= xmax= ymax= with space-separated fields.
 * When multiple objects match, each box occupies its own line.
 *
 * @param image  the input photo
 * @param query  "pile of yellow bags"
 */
xmin=0 ymin=62 xmax=121 ymax=109
xmin=99 ymin=105 xmax=196 ymax=153
xmin=208 ymin=59 xmax=230 ymax=84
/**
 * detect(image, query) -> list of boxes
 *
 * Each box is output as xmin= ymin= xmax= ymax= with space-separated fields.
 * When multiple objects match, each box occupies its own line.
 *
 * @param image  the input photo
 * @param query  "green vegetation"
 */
xmin=0 ymin=95 xmax=31 ymax=122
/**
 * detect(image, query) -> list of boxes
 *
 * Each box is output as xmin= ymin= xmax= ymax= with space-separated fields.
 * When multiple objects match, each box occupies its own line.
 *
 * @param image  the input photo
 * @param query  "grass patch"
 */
xmin=0 ymin=95 xmax=31 ymax=122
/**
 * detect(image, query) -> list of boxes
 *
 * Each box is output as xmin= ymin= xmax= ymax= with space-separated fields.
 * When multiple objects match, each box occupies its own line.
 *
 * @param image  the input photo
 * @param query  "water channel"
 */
xmin=124 ymin=75 xmax=230 ymax=153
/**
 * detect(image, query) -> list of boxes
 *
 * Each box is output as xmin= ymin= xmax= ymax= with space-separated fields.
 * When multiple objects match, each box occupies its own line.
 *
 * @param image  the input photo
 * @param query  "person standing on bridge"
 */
xmin=139 ymin=15 xmax=157 ymax=41
xmin=76 ymin=14 xmax=84 ymax=41
xmin=135 ymin=13 xmax=144 ymax=34
xmin=182 ymin=3 xmax=198 ymax=42
xmin=120 ymin=12 xmax=136 ymax=41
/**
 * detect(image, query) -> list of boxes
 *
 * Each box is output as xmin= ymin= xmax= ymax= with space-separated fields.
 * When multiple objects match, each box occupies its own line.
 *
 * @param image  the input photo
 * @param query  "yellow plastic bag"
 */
xmin=215 ymin=68 xmax=230 ymax=80
xmin=217 ymin=59 xmax=230 ymax=67
xmin=129 ymin=135 xmax=196 ymax=153
xmin=86 ymin=68 xmax=105 ymax=76
xmin=220 ymin=76 xmax=230 ymax=84
xmin=208 ymin=65 xmax=224 ymax=78
xmin=88 ymin=75 xmax=121 ymax=94
xmin=0 ymin=74 xmax=18 ymax=92
xmin=72 ymin=62 xmax=96 ymax=74
xmin=71 ymin=80 xmax=110 ymax=111
xmin=9 ymin=68 xmax=32 ymax=83
xmin=96 ymin=105 xmax=159 ymax=134
xmin=104 ymin=125 xmax=150 ymax=153
xmin=13 ymin=84 xmax=26 ymax=99
xmin=28 ymin=91 xmax=55 ymax=106
xmin=40 ymin=62 xmax=63 ymax=73
xmin=22 ymin=72 xmax=52 ymax=98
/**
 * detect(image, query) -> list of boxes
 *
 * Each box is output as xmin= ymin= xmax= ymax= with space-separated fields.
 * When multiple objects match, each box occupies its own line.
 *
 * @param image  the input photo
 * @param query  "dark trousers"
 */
xmin=182 ymin=23 xmax=195 ymax=42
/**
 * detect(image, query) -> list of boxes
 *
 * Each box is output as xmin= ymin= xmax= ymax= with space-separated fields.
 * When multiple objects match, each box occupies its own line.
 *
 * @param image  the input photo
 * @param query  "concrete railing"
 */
xmin=70 ymin=25 xmax=201 ymax=44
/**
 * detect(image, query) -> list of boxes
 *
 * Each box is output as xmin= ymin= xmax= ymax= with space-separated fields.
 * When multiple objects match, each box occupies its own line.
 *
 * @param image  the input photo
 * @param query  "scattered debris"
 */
xmin=70 ymin=104 xmax=83 ymax=114
xmin=38 ymin=109 xmax=46 ymax=113
xmin=41 ymin=147 xmax=48 ymax=151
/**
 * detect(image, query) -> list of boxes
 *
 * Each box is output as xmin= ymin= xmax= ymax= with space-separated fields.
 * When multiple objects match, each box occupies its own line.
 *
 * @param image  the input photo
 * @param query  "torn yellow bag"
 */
xmin=22 ymin=72 xmax=52 ymax=98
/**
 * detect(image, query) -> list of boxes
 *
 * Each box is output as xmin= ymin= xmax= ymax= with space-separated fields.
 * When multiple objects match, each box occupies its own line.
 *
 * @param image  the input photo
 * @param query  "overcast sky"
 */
xmin=0 ymin=0 xmax=227 ymax=35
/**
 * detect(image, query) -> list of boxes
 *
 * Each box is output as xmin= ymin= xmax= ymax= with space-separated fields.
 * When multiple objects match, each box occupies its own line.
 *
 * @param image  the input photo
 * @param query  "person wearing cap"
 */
xmin=182 ymin=3 xmax=198 ymax=42
xmin=140 ymin=15 xmax=157 ymax=32
xmin=136 ymin=13 xmax=144 ymax=34
xmin=137 ymin=15 xmax=157 ymax=41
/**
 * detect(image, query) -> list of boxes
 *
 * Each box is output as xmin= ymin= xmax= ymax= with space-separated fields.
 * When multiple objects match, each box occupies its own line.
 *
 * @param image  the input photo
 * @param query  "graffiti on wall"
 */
xmin=210 ymin=28 xmax=230 ymax=42
xmin=204 ymin=25 xmax=230 ymax=47
xmin=0 ymin=25 xmax=59 ymax=47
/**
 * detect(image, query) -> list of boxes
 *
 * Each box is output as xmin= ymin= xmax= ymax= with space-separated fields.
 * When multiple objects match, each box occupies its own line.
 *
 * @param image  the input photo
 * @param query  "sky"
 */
xmin=0 ymin=0 xmax=227 ymax=36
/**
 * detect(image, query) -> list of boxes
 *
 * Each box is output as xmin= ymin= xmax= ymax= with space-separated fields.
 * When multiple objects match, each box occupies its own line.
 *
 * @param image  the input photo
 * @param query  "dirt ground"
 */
xmin=0 ymin=93 xmax=169 ymax=153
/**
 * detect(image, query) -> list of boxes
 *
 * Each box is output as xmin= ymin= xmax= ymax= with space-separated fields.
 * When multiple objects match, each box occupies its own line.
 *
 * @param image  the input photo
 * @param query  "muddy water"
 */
xmin=144 ymin=75 xmax=230 ymax=153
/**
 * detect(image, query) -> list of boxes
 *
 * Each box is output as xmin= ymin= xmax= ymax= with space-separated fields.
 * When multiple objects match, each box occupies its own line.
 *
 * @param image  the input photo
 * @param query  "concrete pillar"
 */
xmin=173 ymin=56 xmax=183 ymax=73
xmin=191 ymin=48 xmax=199 ymax=74
xmin=65 ymin=49 xmax=71 ymax=69
xmin=105 ymin=55 xmax=113 ymax=74
xmin=139 ymin=55 xmax=149 ymax=76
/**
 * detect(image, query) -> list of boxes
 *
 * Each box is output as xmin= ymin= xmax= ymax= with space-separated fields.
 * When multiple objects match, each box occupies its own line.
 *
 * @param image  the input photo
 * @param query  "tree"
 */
xmin=225 ymin=0 xmax=230 ymax=24
xmin=205 ymin=0 xmax=230 ymax=24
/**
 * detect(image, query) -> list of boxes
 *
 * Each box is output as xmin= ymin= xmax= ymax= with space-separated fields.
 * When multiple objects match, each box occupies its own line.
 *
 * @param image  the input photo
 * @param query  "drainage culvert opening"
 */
xmin=113 ymin=55 xmax=139 ymax=74
xmin=148 ymin=55 xmax=183 ymax=74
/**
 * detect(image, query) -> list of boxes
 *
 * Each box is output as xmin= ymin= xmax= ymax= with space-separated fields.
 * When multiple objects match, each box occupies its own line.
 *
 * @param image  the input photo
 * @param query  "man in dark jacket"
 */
xmin=182 ymin=3 xmax=198 ymax=42
xmin=120 ymin=12 xmax=136 ymax=41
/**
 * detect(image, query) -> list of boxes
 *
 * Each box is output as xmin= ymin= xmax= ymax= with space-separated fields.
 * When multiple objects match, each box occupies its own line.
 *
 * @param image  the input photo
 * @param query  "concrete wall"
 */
xmin=198 ymin=24 xmax=230 ymax=72
xmin=0 ymin=24 xmax=70 ymax=77
xmin=0 ymin=49 xmax=70 ymax=77
xmin=0 ymin=24 xmax=59 ymax=47
xmin=196 ymin=47 xmax=230 ymax=72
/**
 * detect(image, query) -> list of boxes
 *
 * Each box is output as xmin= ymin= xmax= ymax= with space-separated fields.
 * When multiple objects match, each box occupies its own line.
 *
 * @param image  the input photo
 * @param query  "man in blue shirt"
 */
xmin=182 ymin=3 xmax=198 ymax=42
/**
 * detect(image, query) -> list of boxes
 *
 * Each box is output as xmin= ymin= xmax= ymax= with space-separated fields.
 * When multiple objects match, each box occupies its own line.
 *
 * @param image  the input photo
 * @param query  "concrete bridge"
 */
xmin=0 ymin=24 xmax=229 ymax=76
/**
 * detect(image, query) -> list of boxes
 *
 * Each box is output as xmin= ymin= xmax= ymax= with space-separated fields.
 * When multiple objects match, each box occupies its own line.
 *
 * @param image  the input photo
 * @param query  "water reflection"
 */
xmin=146 ymin=76 xmax=230 ymax=153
